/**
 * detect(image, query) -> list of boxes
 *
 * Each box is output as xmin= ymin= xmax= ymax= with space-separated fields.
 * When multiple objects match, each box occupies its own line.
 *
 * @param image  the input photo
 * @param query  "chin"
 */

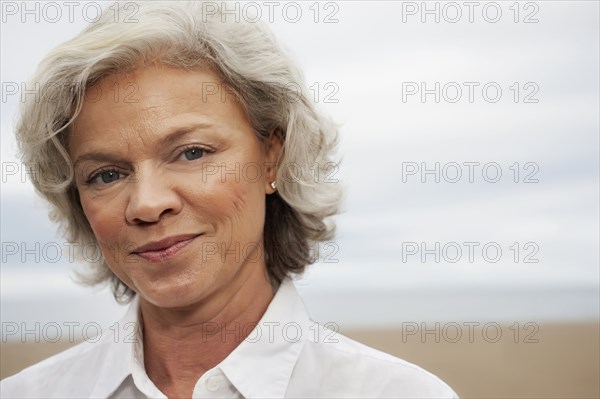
xmin=136 ymin=275 xmax=214 ymax=309
xmin=122 ymin=255 xmax=220 ymax=308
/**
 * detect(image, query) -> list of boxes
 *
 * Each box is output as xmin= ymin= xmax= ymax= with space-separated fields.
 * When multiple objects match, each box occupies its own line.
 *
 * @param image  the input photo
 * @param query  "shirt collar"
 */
xmin=218 ymin=277 xmax=311 ymax=398
xmin=91 ymin=277 xmax=311 ymax=398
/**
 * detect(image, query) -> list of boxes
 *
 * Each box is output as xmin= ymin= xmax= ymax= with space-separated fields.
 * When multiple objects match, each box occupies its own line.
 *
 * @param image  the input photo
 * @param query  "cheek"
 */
xmin=78 ymin=194 xmax=135 ymax=287
xmin=229 ymin=181 xmax=266 ymax=248
xmin=190 ymin=172 xmax=265 ymax=240
xmin=79 ymin=193 xmax=126 ymax=249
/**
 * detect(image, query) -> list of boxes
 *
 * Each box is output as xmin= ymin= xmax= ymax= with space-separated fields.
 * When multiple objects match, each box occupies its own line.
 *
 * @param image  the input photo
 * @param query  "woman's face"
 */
xmin=69 ymin=65 xmax=280 ymax=308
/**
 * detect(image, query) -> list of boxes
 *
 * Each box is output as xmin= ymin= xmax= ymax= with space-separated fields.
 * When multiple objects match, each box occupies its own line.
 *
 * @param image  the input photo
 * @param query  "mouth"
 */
xmin=131 ymin=234 xmax=201 ymax=262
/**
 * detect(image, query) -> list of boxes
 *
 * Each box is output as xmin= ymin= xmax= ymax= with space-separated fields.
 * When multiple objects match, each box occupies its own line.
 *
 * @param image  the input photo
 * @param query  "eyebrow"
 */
xmin=73 ymin=123 xmax=215 ymax=166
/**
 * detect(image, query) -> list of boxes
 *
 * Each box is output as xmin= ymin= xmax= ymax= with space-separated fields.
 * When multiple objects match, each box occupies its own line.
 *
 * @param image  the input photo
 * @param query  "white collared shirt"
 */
xmin=1 ymin=278 xmax=458 ymax=398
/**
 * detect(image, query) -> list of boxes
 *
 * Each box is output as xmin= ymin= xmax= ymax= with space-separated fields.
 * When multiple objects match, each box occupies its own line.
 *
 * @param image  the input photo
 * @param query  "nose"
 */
xmin=125 ymin=166 xmax=183 ymax=225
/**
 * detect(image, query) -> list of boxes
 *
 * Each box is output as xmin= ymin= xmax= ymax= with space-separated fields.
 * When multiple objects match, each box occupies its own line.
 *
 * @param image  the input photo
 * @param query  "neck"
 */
xmin=139 ymin=261 xmax=275 ymax=398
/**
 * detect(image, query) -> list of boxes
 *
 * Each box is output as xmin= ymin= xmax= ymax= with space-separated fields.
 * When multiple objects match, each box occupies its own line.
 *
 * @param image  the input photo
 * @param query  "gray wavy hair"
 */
xmin=15 ymin=1 xmax=343 ymax=303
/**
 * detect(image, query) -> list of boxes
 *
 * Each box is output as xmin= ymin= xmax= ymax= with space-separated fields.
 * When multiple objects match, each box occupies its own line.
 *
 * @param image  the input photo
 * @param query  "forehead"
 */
xmin=69 ymin=65 xmax=249 ymax=148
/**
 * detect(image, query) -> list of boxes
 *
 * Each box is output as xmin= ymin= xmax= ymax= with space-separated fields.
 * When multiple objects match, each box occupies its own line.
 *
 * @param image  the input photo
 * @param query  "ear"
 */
xmin=264 ymin=129 xmax=283 ymax=194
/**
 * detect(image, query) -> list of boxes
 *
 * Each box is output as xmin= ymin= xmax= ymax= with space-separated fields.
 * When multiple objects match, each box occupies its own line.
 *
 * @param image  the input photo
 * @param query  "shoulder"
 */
xmin=0 ymin=337 xmax=115 ymax=398
xmin=290 ymin=322 xmax=459 ymax=398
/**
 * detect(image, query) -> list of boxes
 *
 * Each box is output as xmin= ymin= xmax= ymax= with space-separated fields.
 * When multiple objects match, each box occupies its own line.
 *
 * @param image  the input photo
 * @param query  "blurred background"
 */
xmin=1 ymin=1 xmax=598 ymax=398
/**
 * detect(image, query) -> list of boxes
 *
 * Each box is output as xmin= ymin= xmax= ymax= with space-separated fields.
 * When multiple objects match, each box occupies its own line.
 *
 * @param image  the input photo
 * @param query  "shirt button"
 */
xmin=206 ymin=375 xmax=224 ymax=392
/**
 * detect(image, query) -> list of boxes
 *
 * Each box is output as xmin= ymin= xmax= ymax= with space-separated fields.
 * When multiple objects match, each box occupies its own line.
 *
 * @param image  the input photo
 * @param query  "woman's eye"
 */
xmin=87 ymin=170 xmax=122 ymax=185
xmin=182 ymin=147 xmax=205 ymax=161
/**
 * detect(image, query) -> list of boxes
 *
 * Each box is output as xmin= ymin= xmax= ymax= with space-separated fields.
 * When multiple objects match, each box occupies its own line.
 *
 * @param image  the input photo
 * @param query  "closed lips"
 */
xmin=132 ymin=234 xmax=201 ymax=253
xmin=131 ymin=234 xmax=201 ymax=262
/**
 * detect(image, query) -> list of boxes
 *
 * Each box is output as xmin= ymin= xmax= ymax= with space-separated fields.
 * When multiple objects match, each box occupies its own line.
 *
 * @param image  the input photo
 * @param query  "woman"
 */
xmin=1 ymin=2 xmax=457 ymax=398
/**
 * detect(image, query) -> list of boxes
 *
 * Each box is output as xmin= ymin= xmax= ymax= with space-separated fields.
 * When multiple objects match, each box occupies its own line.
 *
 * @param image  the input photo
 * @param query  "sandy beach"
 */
xmin=343 ymin=322 xmax=599 ymax=399
xmin=1 ymin=322 xmax=598 ymax=398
